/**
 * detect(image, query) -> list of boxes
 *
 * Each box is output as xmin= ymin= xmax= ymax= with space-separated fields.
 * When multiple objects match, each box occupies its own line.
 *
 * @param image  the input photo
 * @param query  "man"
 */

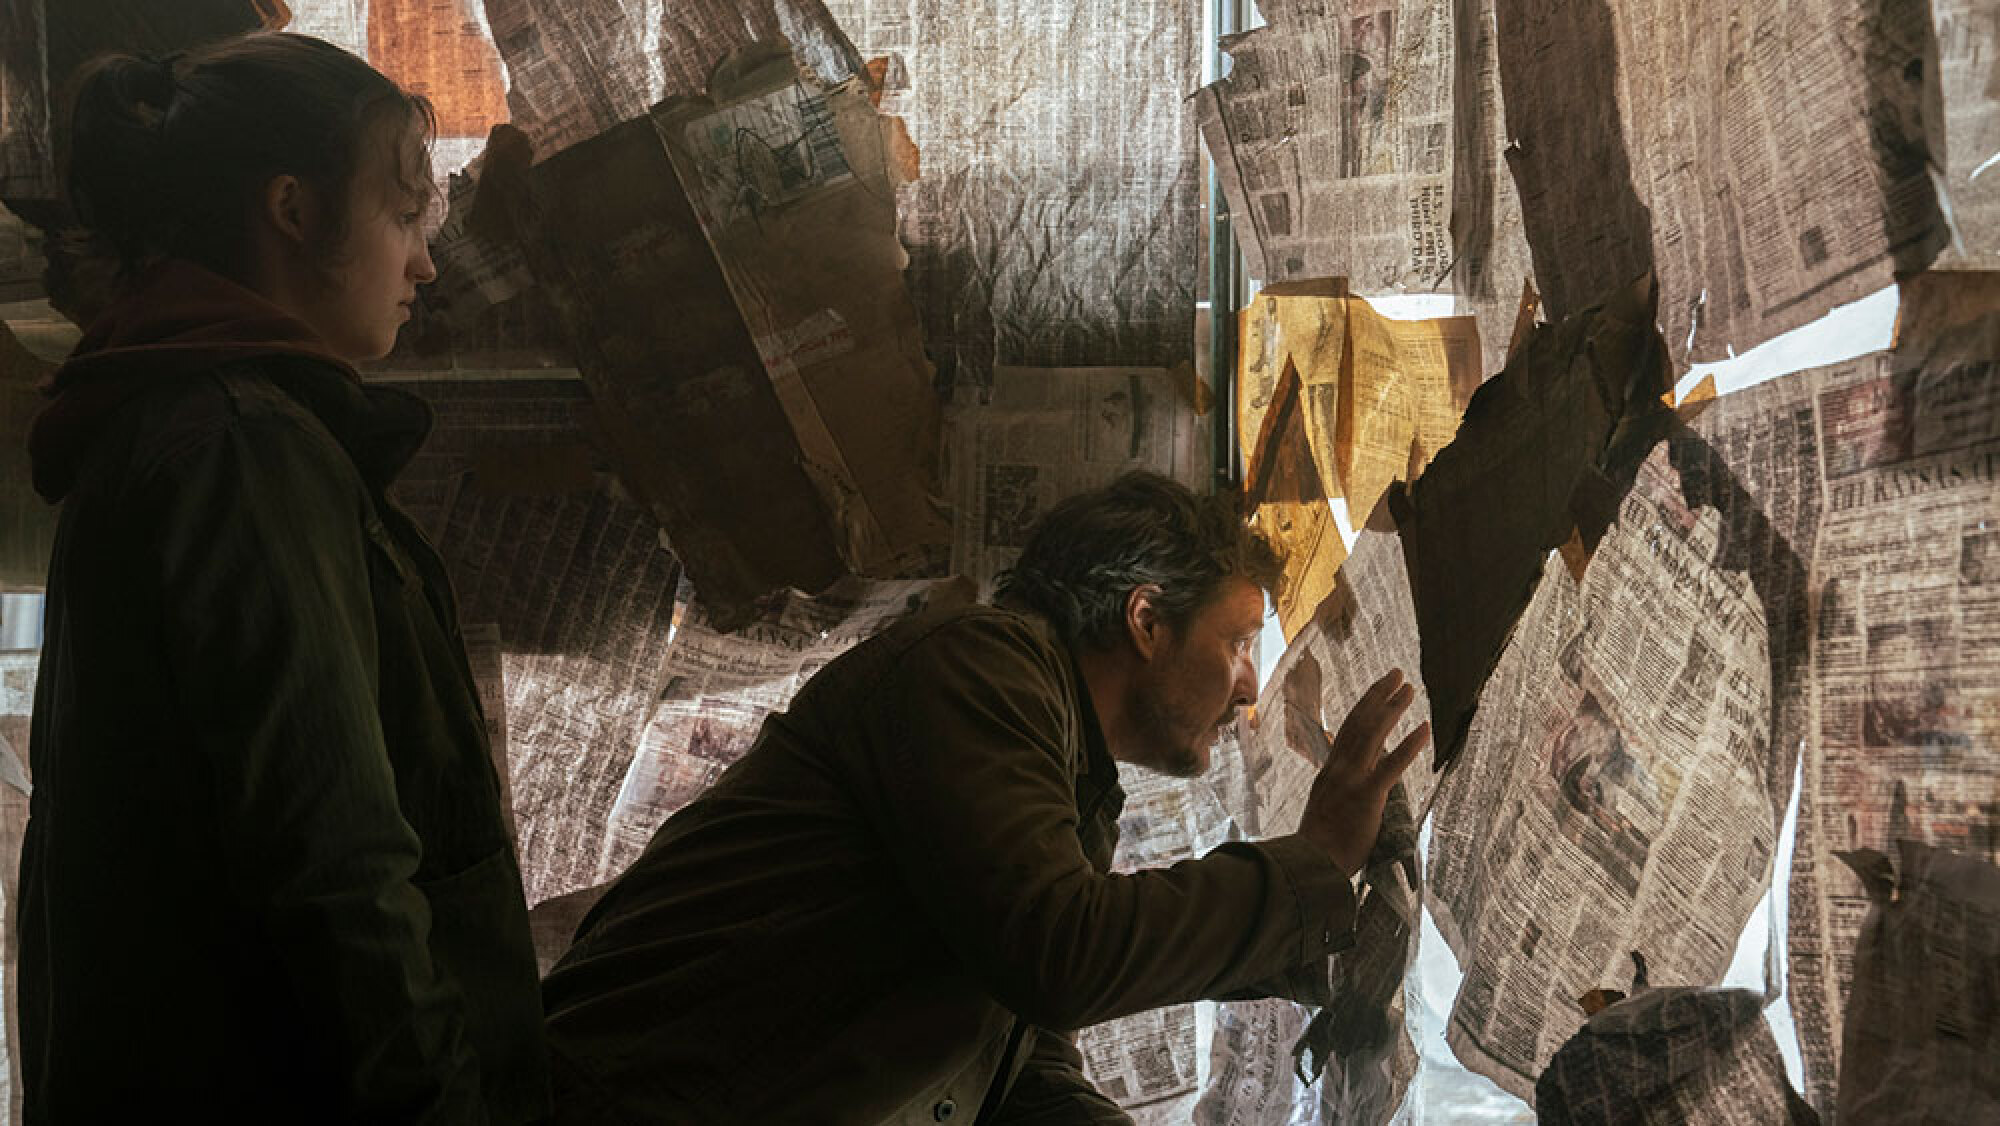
xmin=543 ymin=471 xmax=1429 ymax=1123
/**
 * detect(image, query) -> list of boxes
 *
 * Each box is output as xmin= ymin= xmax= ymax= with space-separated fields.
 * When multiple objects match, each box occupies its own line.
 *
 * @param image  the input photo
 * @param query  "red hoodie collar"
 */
xmin=29 ymin=260 xmax=363 ymax=501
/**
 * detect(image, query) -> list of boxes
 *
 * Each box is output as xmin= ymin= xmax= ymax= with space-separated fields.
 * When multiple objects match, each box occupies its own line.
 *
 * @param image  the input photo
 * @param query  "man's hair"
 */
xmin=994 ymin=471 xmax=1281 ymax=650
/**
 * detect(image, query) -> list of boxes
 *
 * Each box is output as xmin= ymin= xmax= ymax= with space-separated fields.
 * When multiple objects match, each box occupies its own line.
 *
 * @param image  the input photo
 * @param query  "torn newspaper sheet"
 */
xmin=1236 ymin=283 xmax=1482 ymax=544
xmin=1663 ymin=365 xmax=1826 ymax=835
xmin=1787 ymin=275 xmax=2000 ymax=1109
xmin=1194 ymin=525 xmax=1431 ymax=1125
xmin=1391 ymin=275 xmax=1670 ymax=770
xmin=949 ymin=366 xmax=1206 ymax=595
xmin=823 ymin=0 xmax=1201 ymax=388
xmin=1494 ymin=0 xmax=1946 ymax=362
xmin=0 ymin=0 xmax=53 ymax=199
xmin=599 ymin=574 xmax=962 ymax=880
xmin=1834 ymin=843 xmax=2000 ymax=1124
xmin=1077 ymin=764 xmax=1241 ymax=1122
xmin=654 ymin=41 xmax=948 ymax=580
xmin=1927 ymin=2 xmax=1999 ymax=268
xmin=1337 ymin=297 xmax=1482 ymax=530
xmin=1 ymin=322 xmax=55 ymax=589
xmin=1197 ymin=0 xmax=1532 ymax=375
xmin=277 ymin=0 xmax=364 ymax=55
xmin=1196 ymin=999 xmax=1319 ymax=1126
xmin=439 ymin=476 xmax=682 ymax=907
xmin=482 ymin=0 xmax=860 ymax=160
xmin=1080 ymin=1003 xmax=1202 ymax=1124
xmin=1244 ymin=357 xmax=1347 ymax=640
xmin=1535 ymin=988 xmax=1818 ymax=1125
xmin=479 ymin=0 xmax=652 ymax=157
xmin=1428 ymin=445 xmax=1785 ymax=1101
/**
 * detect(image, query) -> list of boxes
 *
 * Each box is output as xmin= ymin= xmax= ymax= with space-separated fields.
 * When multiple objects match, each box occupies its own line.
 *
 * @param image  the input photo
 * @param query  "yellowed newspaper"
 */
xmin=1236 ymin=287 xmax=1481 ymax=539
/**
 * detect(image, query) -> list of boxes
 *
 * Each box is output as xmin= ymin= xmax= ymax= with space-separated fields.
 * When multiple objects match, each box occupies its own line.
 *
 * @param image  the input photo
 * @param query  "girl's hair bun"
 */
xmin=65 ymin=52 xmax=187 ymax=267
xmin=58 ymin=33 xmax=433 ymax=291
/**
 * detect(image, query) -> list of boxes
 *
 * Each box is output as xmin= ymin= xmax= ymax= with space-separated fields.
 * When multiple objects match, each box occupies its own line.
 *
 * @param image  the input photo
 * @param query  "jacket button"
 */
xmin=933 ymin=1098 xmax=957 ymax=1120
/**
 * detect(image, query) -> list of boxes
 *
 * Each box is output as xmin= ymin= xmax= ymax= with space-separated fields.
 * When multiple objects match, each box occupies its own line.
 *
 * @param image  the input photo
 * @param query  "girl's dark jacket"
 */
xmin=19 ymin=261 xmax=549 ymax=1123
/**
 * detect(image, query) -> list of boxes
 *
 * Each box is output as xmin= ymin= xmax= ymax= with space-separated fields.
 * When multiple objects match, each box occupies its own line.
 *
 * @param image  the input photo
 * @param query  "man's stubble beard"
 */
xmin=1129 ymin=680 xmax=1219 ymax=779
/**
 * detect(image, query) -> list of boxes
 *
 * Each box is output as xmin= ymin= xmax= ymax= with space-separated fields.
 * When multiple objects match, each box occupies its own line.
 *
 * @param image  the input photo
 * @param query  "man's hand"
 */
xmin=1294 ymin=669 xmax=1431 ymax=877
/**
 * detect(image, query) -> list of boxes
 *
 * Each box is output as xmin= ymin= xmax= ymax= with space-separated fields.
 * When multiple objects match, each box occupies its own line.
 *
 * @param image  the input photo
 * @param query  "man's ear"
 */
xmin=262 ymin=173 xmax=315 ymax=249
xmin=1124 ymin=583 xmax=1167 ymax=661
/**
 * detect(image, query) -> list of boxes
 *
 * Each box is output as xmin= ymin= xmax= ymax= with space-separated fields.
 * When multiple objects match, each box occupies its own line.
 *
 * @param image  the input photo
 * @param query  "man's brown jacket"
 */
xmin=543 ymin=603 xmax=1358 ymax=1124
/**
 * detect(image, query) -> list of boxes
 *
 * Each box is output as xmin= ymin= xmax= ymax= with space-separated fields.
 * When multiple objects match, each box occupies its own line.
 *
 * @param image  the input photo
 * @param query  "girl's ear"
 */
xmin=262 ymin=173 xmax=315 ymax=248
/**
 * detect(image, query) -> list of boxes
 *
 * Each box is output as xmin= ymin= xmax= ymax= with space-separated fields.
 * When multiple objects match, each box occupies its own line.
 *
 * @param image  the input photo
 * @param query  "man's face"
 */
xmin=1127 ymin=577 xmax=1265 ymax=777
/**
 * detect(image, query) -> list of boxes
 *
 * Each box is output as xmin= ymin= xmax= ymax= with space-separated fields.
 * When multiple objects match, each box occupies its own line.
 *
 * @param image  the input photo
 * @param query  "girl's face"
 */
xmin=298 ymin=120 xmax=437 ymax=362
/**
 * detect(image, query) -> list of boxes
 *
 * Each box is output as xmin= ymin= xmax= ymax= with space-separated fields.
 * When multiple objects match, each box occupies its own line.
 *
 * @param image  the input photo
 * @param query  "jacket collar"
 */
xmin=1066 ymin=643 xmax=1127 ymax=832
xmin=29 ymin=258 xmax=428 ymax=499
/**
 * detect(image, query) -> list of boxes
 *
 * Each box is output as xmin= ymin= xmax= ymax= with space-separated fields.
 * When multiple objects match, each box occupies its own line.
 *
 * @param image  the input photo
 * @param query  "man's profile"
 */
xmin=542 ymin=471 xmax=1429 ymax=1124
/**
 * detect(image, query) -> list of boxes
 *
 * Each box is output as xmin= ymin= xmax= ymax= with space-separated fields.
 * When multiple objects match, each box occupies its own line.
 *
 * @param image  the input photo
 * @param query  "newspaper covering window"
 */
xmin=439 ymin=477 xmax=682 ymax=907
xmin=1243 ymin=357 xmax=1347 ymax=641
xmin=0 ymin=0 xmax=52 ymax=199
xmin=0 ymin=324 xmax=55 ymax=589
xmin=1493 ymin=0 xmax=1946 ymax=363
xmin=480 ymin=0 xmax=861 ymax=161
xmin=1076 ymin=765 xmax=1243 ymax=1122
xmin=1194 ymin=527 xmax=1433 ymax=1125
xmin=822 ymin=0 xmax=1202 ymax=388
xmin=366 ymin=0 xmax=510 ymax=138
xmin=1428 ymin=446 xmax=1786 ymax=1101
xmin=1391 ymin=276 xmax=1671 ymax=772
xmin=1197 ymin=0 xmax=1532 ymax=375
xmin=1786 ymin=276 xmax=2000 ymax=1109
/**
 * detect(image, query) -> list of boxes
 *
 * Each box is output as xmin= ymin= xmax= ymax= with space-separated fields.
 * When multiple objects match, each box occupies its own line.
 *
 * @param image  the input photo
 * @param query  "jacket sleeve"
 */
xmin=140 ymin=411 xmax=486 ymax=1123
xmin=858 ymin=614 xmax=1357 ymax=1032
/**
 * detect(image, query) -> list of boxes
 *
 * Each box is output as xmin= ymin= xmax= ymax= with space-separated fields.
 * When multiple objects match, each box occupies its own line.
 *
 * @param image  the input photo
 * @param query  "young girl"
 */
xmin=22 ymin=33 xmax=548 ymax=1121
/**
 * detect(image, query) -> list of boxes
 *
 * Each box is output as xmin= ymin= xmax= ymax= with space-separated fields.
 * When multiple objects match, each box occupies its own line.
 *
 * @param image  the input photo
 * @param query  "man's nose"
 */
xmin=1230 ymin=652 xmax=1257 ymax=708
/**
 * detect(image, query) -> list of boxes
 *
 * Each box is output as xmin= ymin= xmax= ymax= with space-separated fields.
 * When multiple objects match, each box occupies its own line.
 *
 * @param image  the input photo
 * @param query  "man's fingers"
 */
xmin=1327 ymin=669 xmax=1417 ymax=767
xmin=1375 ymin=721 xmax=1431 ymax=784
